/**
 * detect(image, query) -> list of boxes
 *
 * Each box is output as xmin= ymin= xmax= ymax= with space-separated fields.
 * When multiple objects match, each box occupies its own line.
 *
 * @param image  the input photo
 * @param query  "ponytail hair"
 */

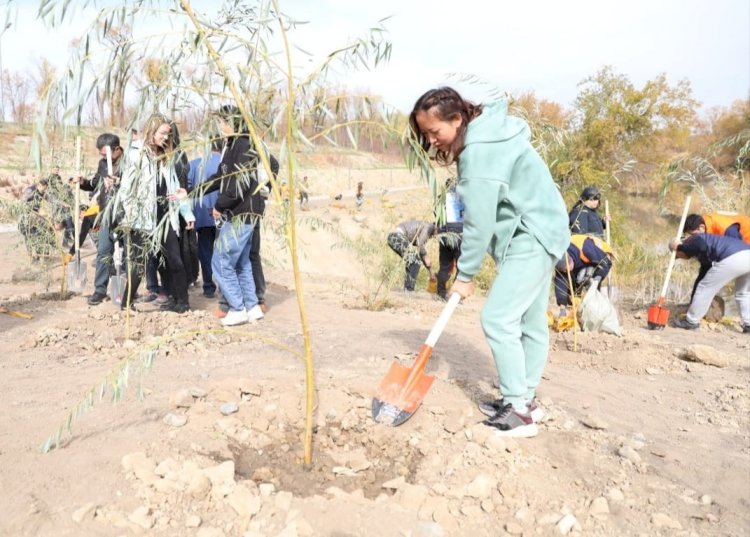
xmin=409 ymin=87 xmax=482 ymax=165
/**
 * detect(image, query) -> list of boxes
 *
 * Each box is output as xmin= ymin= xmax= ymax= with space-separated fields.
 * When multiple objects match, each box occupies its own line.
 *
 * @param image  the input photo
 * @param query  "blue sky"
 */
xmin=2 ymin=0 xmax=748 ymax=113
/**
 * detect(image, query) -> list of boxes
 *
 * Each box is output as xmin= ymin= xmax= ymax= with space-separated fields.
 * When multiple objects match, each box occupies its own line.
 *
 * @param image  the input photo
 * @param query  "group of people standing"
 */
xmin=51 ymin=106 xmax=278 ymax=327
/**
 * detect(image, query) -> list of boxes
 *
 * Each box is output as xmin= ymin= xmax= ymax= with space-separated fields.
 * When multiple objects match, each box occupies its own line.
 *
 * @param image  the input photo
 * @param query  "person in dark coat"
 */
xmin=568 ymin=186 xmax=606 ymax=238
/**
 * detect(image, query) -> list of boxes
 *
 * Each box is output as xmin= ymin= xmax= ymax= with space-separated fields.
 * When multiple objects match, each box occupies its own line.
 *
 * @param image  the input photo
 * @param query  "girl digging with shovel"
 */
xmin=410 ymin=87 xmax=569 ymax=437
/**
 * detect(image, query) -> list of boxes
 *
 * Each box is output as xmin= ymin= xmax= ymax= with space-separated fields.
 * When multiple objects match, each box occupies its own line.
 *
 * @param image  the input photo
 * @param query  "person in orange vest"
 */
xmin=553 ymin=234 xmax=614 ymax=315
xmin=701 ymin=212 xmax=750 ymax=243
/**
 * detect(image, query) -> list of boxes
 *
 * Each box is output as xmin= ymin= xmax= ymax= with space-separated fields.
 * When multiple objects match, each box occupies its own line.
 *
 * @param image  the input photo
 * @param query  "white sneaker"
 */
xmin=246 ymin=304 xmax=264 ymax=321
xmin=221 ymin=309 xmax=248 ymax=326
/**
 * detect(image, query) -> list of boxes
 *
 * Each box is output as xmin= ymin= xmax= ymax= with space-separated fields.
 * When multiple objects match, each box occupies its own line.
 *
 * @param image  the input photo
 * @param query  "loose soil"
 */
xmin=1 ymin=187 xmax=748 ymax=537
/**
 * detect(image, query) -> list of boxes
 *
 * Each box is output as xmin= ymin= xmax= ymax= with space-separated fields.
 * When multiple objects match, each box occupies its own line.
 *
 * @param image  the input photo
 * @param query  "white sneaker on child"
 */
xmin=246 ymin=304 xmax=264 ymax=321
xmin=221 ymin=309 xmax=248 ymax=326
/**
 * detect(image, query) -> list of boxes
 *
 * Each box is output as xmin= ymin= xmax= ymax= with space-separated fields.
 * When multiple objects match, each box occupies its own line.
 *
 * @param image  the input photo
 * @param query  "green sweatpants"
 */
xmin=480 ymin=230 xmax=555 ymax=410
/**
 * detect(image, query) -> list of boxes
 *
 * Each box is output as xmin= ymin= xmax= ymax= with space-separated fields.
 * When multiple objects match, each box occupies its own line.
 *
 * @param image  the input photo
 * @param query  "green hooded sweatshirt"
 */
xmin=456 ymin=101 xmax=569 ymax=281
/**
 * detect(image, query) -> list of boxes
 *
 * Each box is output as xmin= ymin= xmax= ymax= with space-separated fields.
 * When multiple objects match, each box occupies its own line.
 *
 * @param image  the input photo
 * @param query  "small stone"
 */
xmin=680 ymin=345 xmax=728 ymax=368
xmin=484 ymin=434 xmax=506 ymax=452
xmin=397 ymin=484 xmax=429 ymax=511
xmin=72 ymin=502 xmax=97 ymax=524
xmin=607 ymin=488 xmax=625 ymax=502
xmin=170 ymin=389 xmax=194 ymax=408
xmin=220 ymin=402 xmax=239 ymax=415
xmin=187 ymin=473 xmax=211 ymax=500
xmin=626 ymin=439 xmax=645 ymax=451
xmin=466 ymin=474 xmax=497 ymax=499
xmin=129 ymin=453 xmax=158 ymax=484
xmin=203 ymin=461 xmax=235 ymax=498
xmin=651 ymin=512 xmax=682 ymax=529
xmin=617 ymin=445 xmax=641 ymax=463
xmin=163 ymin=413 xmax=187 ymax=427
xmin=238 ymin=378 xmax=262 ymax=396
xmin=556 ymin=513 xmax=577 ymax=535
xmin=443 ymin=410 xmax=464 ymax=434
xmin=128 ymin=506 xmax=154 ymax=530
xmin=589 ymin=497 xmax=609 ymax=515
xmin=186 ymin=514 xmax=202 ymax=528
xmin=700 ymin=494 xmax=712 ymax=505
xmin=189 ymin=387 xmax=207 ymax=398
xmin=382 ymin=476 xmax=406 ymax=490
xmin=226 ymin=484 xmax=261 ymax=517
xmin=581 ymin=415 xmax=609 ymax=430
xmin=155 ymin=457 xmax=180 ymax=477
xmin=259 ymin=483 xmax=276 ymax=496
xmin=504 ymin=521 xmax=523 ymax=535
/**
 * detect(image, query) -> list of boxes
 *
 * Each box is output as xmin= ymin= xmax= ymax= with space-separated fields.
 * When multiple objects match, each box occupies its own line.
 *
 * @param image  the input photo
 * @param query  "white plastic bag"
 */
xmin=581 ymin=287 xmax=621 ymax=336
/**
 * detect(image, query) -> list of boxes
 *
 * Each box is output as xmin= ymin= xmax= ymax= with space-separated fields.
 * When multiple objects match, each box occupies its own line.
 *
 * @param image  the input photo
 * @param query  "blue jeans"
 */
xmin=197 ymin=226 xmax=217 ymax=295
xmin=212 ymin=222 xmax=256 ymax=312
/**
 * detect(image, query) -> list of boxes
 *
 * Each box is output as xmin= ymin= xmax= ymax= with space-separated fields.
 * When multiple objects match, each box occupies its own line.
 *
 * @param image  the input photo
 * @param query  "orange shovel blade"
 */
xmin=372 ymin=360 xmax=435 ymax=426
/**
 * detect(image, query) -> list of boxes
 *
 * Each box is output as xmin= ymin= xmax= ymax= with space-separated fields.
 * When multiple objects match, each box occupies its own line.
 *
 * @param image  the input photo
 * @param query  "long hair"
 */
xmin=408 ymin=87 xmax=483 ymax=165
xmin=141 ymin=113 xmax=173 ymax=156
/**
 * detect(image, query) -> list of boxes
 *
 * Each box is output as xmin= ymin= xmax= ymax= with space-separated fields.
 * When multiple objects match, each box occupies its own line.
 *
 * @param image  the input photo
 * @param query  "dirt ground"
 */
xmin=0 ymin=189 xmax=748 ymax=537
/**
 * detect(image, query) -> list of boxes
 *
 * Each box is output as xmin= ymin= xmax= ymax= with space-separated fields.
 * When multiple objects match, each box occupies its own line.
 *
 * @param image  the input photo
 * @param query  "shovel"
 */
xmin=604 ymin=200 xmax=620 ymax=304
xmin=647 ymin=195 xmax=692 ymax=329
xmin=372 ymin=292 xmax=461 ymax=426
xmin=109 ymin=240 xmax=127 ymax=306
xmin=67 ymin=136 xmax=88 ymax=293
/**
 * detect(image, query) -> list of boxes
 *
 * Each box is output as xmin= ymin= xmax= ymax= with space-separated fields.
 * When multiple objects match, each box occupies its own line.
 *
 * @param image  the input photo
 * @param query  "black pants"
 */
xmin=437 ymin=231 xmax=462 ymax=298
xmin=122 ymin=230 xmax=148 ymax=306
xmin=161 ymin=226 xmax=190 ymax=306
xmin=197 ymin=226 xmax=217 ymax=295
xmin=250 ymin=220 xmax=266 ymax=304
xmin=179 ymin=227 xmax=199 ymax=285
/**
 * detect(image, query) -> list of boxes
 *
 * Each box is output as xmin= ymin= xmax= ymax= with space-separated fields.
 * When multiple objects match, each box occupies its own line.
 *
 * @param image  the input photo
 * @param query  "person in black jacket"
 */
xmin=249 ymin=150 xmax=279 ymax=313
xmin=201 ymin=105 xmax=266 ymax=326
xmin=568 ymin=186 xmax=606 ymax=237
xmin=71 ymin=133 xmax=124 ymax=305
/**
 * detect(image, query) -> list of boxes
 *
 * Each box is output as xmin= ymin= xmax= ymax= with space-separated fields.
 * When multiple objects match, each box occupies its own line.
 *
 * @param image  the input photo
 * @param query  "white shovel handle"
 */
xmin=659 ymin=195 xmax=692 ymax=299
xmin=425 ymin=292 xmax=461 ymax=347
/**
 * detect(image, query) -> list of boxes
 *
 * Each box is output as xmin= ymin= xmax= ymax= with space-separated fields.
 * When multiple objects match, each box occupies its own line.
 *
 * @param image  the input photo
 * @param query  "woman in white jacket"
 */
xmin=116 ymin=113 xmax=195 ymax=312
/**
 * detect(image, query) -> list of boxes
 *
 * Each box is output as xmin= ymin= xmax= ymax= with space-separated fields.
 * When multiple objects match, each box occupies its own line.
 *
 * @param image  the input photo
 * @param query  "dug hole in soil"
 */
xmin=0 ymin=196 xmax=748 ymax=537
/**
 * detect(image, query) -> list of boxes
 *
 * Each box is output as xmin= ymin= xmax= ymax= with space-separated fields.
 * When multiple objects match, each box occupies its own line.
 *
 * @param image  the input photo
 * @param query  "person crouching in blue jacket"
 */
xmin=553 ymin=235 xmax=613 ymax=316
